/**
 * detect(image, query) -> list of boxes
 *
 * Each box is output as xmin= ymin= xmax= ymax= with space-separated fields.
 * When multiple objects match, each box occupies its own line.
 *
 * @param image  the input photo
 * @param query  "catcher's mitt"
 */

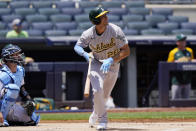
xmin=23 ymin=101 xmax=35 ymax=116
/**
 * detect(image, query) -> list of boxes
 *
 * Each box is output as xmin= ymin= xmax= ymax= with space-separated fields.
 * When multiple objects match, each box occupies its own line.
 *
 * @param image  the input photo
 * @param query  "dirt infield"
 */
xmin=1 ymin=108 xmax=196 ymax=131
xmin=1 ymin=122 xmax=196 ymax=131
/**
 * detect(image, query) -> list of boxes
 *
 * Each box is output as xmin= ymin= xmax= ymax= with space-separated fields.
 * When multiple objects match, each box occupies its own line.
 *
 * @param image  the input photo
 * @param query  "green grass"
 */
xmin=40 ymin=111 xmax=196 ymax=120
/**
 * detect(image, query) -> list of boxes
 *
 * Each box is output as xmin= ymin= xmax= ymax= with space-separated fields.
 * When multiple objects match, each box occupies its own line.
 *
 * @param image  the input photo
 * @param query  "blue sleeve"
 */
xmin=74 ymin=44 xmax=85 ymax=56
xmin=0 ymin=71 xmax=11 ymax=85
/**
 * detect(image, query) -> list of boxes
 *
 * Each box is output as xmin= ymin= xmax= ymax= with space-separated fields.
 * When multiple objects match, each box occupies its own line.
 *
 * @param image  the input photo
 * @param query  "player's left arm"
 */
xmin=113 ymin=44 xmax=130 ymax=63
xmin=20 ymin=79 xmax=32 ymax=102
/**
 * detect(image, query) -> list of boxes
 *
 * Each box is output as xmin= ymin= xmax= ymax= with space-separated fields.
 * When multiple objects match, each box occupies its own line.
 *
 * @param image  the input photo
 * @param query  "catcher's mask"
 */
xmin=89 ymin=7 xmax=109 ymax=25
xmin=1 ymin=44 xmax=25 ymax=66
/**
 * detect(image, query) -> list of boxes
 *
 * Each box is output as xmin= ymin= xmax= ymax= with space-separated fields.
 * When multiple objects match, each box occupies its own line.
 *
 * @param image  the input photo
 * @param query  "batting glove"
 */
xmin=82 ymin=52 xmax=90 ymax=62
xmin=100 ymin=57 xmax=113 ymax=74
xmin=82 ymin=52 xmax=94 ymax=62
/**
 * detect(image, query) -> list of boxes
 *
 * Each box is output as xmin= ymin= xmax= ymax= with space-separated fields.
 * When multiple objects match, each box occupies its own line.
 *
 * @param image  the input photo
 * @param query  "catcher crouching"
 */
xmin=0 ymin=44 xmax=40 ymax=127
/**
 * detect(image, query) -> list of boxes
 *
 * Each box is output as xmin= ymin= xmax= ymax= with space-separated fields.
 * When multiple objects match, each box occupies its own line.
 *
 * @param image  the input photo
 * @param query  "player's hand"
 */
xmin=83 ymin=52 xmax=94 ymax=62
xmin=100 ymin=57 xmax=113 ymax=74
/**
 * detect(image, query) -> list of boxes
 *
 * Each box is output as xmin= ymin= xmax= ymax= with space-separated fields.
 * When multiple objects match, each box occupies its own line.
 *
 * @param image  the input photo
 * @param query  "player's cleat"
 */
xmin=89 ymin=112 xmax=98 ymax=128
xmin=3 ymin=120 xmax=9 ymax=127
xmin=96 ymin=123 xmax=107 ymax=130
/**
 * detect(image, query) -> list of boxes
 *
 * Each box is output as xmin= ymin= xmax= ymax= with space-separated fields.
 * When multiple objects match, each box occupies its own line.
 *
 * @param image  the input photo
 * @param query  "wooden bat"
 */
xmin=84 ymin=54 xmax=92 ymax=98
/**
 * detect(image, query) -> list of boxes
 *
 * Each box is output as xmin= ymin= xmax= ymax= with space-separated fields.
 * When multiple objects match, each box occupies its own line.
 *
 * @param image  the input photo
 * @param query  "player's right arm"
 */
xmin=74 ymin=32 xmax=91 ymax=62
xmin=167 ymin=49 xmax=176 ymax=62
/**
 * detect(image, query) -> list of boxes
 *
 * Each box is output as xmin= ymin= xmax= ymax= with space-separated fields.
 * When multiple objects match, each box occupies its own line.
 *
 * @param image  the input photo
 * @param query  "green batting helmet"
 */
xmin=89 ymin=7 xmax=109 ymax=25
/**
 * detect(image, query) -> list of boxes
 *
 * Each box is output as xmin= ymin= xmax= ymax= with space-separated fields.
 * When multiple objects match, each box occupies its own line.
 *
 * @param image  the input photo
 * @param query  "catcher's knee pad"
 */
xmin=0 ymin=84 xmax=20 ymax=122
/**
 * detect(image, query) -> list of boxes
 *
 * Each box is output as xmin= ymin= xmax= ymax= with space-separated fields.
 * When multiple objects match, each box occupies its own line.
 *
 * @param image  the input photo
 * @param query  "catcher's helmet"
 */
xmin=89 ymin=7 xmax=109 ymax=25
xmin=1 ymin=44 xmax=25 ymax=66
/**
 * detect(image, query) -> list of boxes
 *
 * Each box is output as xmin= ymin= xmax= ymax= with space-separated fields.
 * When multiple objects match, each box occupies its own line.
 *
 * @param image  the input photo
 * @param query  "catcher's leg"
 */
xmin=0 ymin=84 xmax=20 ymax=126
xmin=7 ymin=102 xmax=40 ymax=126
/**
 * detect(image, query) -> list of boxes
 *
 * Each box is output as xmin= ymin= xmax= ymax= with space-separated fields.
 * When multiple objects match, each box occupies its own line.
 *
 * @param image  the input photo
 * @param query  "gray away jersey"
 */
xmin=76 ymin=23 xmax=128 ymax=60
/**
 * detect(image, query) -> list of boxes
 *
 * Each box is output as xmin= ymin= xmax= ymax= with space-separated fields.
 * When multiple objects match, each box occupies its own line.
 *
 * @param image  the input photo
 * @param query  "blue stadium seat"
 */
xmin=79 ymin=1 xmax=99 ymax=8
xmin=26 ymin=29 xmax=43 ymax=37
xmin=101 ymin=1 xmax=122 ymax=8
xmin=50 ymin=14 xmax=72 ymax=23
xmin=181 ymin=22 xmax=196 ymax=34
xmin=124 ymin=1 xmax=145 ymax=8
xmin=145 ymin=15 xmax=166 ymax=27
xmin=107 ymin=8 xmax=127 ymax=16
xmin=173 ymin=0 xmax=193 ymax=4
xmin=77 ymin=22 xmax=92 ymax=30
xmin=172 ymin=29 xmax=193 ymax=35
xmin=0 ymin=30 xmax=9 ymax=38
xmin=123 ymin=29 xmax=138 ymax=35
xmin=148 ymin=0 xmax=173 ymax=4
xmin=127 ymin=21 xmax=150 ymax=33
xmin=157 ymin=22 xmax=178 ymax=35
xmin=14 ymin=8 xmax=36 ymax=18
xmin=107 ymin=14 xmax=120 ymax=22
xmin=32 ymin=22 xmax=53 ymax=31
xmin=55 ymin=22 xmax=77 ymax=30
xmin=83 ymin=8 xmax=96 ymax=14
xmin=45 ymin=30 xmax=67 ymax=37
xmin=38 ymin=8 xmax=60 ymax=17
xmin=141 ymin=29 xmax=164 ymax=35
xmin=69 ymin=29 xmax=84 ymax=36
xmin=74 ymin=14 xmax=89 ymax=23
xmin=129 ymin=8 xmax=150 ymax=16
xmin=122 ymin=14 xmax=143 ymax=24
xmin=0 ymin=8 xmax=11 ymax=16
xmin=31 ymin=1 xmax=53 ymax=8
xmin=0 ymin=2 xmax=8 ymax=8
xmin=55 ymin=1 xmax=75 ymax=8
xmin=61 ymin=8 xmax=83 ymax=16
xmin=1 ymin=15 xmax=22 ymax=23
xmin=0 ymin=22 xmax=6 ymax=30
xmin=168 ymin=16 xmax=189 ymax=25
xmin=152 ymin=8 xmax=173 ymax=18
xmin=9 ymin=1 xmax=30 ymax=9
xmin=26 ymin=14 xmax=48 ymax=23
xmin=112 ymin=21 xmax=124 ymax=29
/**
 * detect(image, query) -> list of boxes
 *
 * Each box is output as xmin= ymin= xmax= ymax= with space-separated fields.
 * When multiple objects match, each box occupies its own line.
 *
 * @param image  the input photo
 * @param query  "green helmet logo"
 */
xmin=89 ymin=7 xmax=109 ymax=25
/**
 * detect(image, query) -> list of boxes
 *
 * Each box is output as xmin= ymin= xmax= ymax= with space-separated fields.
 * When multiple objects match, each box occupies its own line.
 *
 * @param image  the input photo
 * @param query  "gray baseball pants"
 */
xmin=171 ymin=84 xmax=191 ymax=100
xmin=89 ymin=59 xmax=119 ymax=124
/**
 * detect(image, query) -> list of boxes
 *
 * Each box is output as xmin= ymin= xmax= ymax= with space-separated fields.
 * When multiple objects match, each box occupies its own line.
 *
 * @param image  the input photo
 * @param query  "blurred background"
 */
xmin=1 ymin=0 xmax=196 ymax=110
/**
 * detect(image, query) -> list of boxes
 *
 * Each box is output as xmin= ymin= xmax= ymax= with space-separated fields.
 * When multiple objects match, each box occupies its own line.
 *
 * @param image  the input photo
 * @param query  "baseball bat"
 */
xmin=84 ymin=54 xmax=92 ymax=98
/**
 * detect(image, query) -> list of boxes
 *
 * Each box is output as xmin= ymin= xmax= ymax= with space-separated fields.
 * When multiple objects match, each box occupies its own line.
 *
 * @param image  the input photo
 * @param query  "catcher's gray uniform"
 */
xmin=76 ymin=23 xmax=128 ymax=123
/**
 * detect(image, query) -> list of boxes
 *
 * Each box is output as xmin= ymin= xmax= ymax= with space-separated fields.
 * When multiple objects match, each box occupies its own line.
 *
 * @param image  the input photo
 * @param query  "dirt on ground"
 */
xmin=1 ymin=107 xmax=196 ymax=131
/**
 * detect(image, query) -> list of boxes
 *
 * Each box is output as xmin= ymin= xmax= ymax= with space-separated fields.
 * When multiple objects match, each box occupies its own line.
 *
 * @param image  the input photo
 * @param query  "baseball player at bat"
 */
xmin=0 ymin=44 xmax=40 ymax=127
xmin=74 ymin=7 xmax=130 ymax=130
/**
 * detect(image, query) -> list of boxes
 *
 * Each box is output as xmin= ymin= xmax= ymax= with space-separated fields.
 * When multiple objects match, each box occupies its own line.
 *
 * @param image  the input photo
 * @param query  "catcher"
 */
xmin=0 ymin=44 xmax=40 ymax=126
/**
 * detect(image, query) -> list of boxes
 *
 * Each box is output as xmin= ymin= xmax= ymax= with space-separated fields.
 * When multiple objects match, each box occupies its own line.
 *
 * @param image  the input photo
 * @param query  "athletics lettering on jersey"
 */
xmin=90 ymin=38 xmax=116 ymax=53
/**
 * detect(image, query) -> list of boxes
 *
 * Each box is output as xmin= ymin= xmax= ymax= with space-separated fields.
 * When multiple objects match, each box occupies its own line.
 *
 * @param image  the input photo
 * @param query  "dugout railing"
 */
xmin=159 ymin=62 xmax=196 ymax=107
xmin=24 ymin=62 xmax=92 ymax=109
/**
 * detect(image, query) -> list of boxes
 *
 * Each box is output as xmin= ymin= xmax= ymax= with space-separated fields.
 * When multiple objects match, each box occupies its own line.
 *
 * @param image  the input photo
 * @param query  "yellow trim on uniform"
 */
xmin=186 ymin=47 xmax=194 ymax=59
xmin=95 ymin=11 xmax=109 ymax=18
xmin=167 ymin=48 xmax=178 ymax=62
xmin=167 ymin=47 xmax=194 ymax=62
